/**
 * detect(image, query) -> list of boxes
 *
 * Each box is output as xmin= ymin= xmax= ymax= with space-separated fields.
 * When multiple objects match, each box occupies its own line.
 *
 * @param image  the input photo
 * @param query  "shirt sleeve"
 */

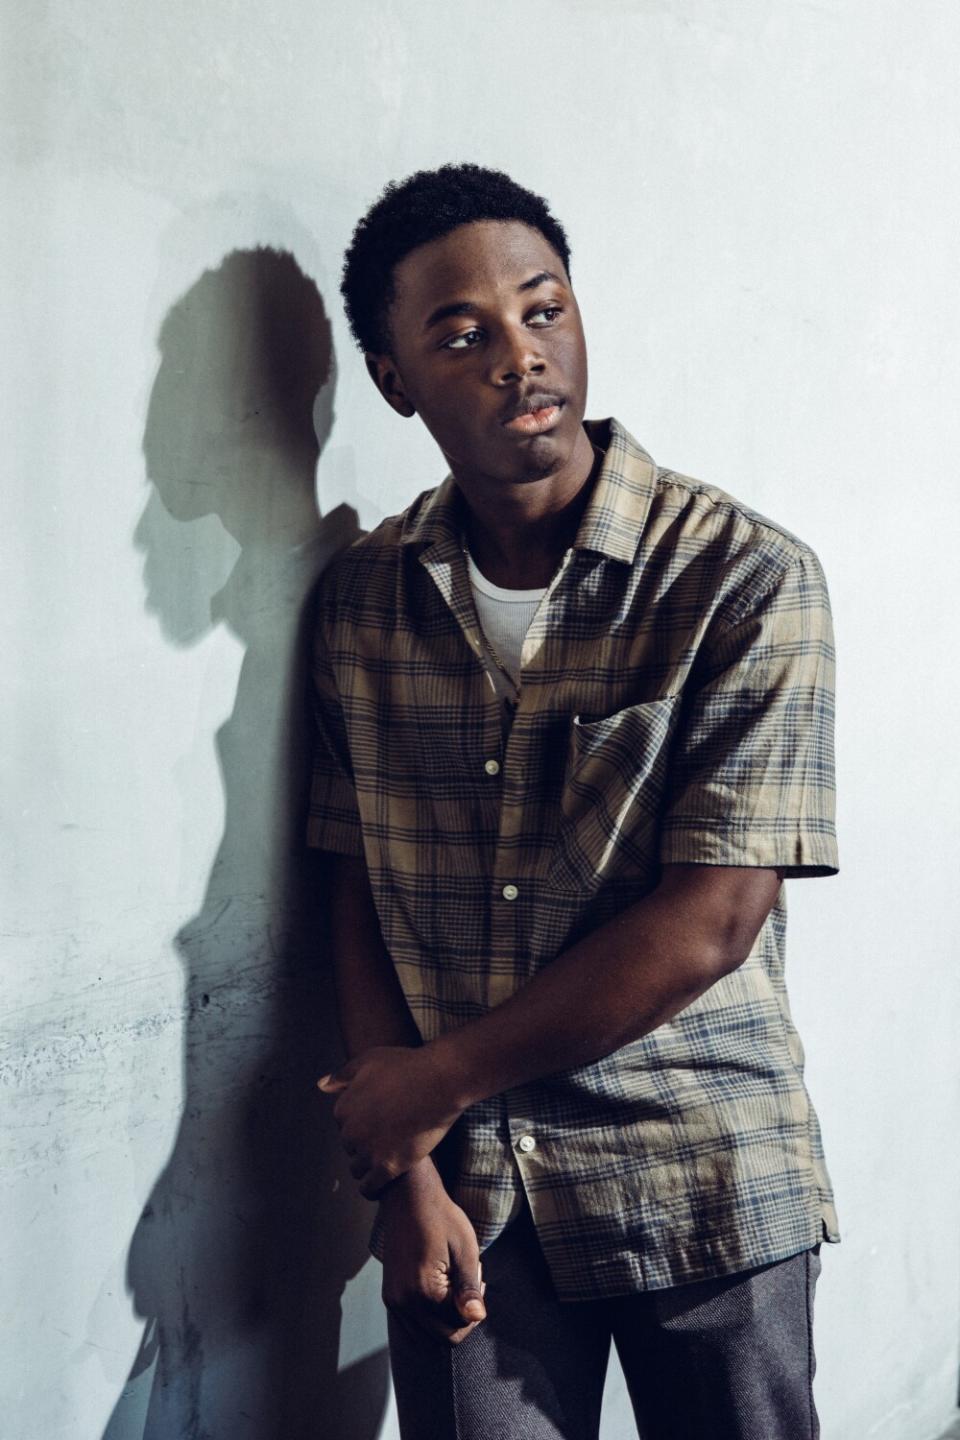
xmin=306 ymin=603 xmax=365 ymax=857
xmin=658 ymin=544 xmax=839 ymax=877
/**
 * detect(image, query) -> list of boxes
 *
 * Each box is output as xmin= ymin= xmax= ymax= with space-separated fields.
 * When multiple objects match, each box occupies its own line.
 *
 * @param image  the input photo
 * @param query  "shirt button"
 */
xmin=484 ymin=758 xmax=501 ymax=776
xmin=517 ymin=1134 xmax=536 ymax=1153
xmin=501 ymin=883 xmax=519 ymax=901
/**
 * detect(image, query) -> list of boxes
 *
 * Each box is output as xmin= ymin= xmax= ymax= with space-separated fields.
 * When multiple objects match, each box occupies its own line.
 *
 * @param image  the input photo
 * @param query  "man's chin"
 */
xmin=506 ymin=429 xmax=574 ymax=481
xmin=440 ymin=418 xmax=579 ymax=487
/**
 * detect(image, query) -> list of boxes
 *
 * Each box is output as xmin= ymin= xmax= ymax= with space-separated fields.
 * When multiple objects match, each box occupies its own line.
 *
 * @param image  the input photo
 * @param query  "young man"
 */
xmin=311 ymin=164 xmax=838 ymax=1440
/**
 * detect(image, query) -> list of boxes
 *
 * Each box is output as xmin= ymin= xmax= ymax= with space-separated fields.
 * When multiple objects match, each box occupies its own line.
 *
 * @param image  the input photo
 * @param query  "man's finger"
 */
xmin=446 ymin=1321 xmax=479 ymax=1346
xmin=455 ymin=1283 xmax=485 ymax=1323
xmin=450 ymin=1241 xmax=486 ymax=1324
xmin=390 ymin=1303 xmax=476 ymax=1346
xmin=416 ymin=1310 xmax=477 ymax=1344
xmin=317 ymin=1073 xmax=349 ymax=1093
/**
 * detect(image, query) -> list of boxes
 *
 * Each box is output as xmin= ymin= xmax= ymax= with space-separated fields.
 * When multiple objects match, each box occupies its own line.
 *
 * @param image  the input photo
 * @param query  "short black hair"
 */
xmin=340 ymin=163 xmax=572 ymax=354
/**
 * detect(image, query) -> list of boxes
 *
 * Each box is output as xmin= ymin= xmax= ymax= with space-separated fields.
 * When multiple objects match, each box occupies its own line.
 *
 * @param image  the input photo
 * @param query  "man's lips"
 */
xmin=501 ymin=395 xmax=565 ymax=435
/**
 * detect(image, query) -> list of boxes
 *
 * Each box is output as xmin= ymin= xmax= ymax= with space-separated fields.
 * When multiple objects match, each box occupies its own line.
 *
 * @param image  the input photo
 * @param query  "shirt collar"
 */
xmin=399 ymin=416 xmax=658 ymax=565
xmin=574 ymin=418 xmax=659 ymax=563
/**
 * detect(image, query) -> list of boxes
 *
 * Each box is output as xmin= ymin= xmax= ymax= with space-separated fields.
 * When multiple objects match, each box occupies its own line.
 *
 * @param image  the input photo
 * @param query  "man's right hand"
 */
xmin=380 ymin=1158 xmax=486 ymax=1345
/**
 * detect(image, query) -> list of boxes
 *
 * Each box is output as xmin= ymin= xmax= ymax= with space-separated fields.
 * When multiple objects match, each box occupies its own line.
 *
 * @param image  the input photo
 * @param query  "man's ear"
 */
xmin=365 ymin=352 xmax=416 ymax=418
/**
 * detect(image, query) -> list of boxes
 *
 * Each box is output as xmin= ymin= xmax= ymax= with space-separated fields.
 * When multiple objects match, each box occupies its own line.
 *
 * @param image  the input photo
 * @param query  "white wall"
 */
xmin=3 ymin=3 xmax=959 ymax=1437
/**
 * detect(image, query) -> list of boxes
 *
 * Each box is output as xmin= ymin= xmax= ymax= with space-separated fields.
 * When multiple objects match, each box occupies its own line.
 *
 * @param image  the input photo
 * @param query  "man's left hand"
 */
xmin=317 ymin=1045 xmax=465 ymax=1198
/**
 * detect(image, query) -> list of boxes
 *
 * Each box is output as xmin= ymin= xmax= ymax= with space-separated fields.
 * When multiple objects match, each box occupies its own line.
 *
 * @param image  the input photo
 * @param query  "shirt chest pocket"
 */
xmin=546 ymin=694 xmax=684 ymax=894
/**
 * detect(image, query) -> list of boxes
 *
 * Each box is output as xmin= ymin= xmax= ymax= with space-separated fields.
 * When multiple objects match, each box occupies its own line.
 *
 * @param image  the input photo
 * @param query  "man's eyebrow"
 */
xmin=423 ymin=300 xmax=475 ymax=332
xmin=517 ymin=269 xmax=563 ymax=293
xmin=422 ymin=272 xmax=565 ymax=332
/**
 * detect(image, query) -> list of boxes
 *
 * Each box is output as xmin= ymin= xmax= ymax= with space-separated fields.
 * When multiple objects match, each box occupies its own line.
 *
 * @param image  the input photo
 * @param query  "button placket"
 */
xmin=486 ymin=633 xmax=528 ymax=1008
xmin=518 ymin=547 xmax=575 ymax=671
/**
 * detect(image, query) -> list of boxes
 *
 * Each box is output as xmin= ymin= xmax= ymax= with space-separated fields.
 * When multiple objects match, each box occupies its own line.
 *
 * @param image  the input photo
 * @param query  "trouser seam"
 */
xmin=449 ymin=1336 xmax=463 ymax=1440
xmin=805 ymin=1249 xmax=817 ymax=1440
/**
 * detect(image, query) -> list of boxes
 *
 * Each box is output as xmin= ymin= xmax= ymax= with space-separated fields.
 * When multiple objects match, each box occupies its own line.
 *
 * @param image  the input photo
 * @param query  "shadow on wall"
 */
xmin=100 ymin=249 xmax=385 ymax=1439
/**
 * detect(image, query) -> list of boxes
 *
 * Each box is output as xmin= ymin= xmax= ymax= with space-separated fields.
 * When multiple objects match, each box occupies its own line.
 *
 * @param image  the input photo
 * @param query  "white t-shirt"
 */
xmin=465 ymin=550 xmax=546 ymax=699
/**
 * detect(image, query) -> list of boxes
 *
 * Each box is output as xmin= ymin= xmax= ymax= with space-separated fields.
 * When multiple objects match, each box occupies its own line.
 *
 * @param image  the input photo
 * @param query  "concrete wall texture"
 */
xmin=2 ymin=2 xmax=959 ymax=1437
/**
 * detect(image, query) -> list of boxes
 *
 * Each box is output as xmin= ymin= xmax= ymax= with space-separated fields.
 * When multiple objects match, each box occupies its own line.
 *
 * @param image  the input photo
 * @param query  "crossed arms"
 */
xmin=318 ymin=852 xmax=781 ymax=1342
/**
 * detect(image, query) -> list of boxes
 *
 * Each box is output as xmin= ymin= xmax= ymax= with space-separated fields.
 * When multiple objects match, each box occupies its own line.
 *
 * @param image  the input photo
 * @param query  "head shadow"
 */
xmin=136 ymin=245 xmax=342 ymax=646
xmin=101 ymin=248 xmax=386 ymax=1439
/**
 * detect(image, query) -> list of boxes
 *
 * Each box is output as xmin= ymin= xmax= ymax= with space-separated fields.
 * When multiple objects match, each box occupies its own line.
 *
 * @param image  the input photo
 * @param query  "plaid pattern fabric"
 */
xmin=308 ymin=418 xmax=839 ymax=1300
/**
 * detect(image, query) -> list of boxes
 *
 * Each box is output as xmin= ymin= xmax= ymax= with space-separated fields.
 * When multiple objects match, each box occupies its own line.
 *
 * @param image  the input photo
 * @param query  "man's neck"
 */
xmin=456 ymin=426 xmax=600 ymax=589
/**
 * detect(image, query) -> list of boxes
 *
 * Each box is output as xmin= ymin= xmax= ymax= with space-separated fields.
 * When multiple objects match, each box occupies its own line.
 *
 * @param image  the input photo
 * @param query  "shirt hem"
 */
xmin=659 ymin=829 xmax=838 ymax=877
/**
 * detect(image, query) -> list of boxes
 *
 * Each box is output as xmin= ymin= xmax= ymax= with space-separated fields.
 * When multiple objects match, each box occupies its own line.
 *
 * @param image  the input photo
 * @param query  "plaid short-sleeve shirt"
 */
xmin=308 ymin=418 xmax=839 ymax=1300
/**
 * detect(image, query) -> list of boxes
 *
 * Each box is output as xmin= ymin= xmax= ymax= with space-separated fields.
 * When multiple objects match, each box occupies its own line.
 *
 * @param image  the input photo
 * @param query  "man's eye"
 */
xmin=529 ymin=306 xmax=562 ymax=326
xmin=443 ymin=328 xmax=483 ymax=350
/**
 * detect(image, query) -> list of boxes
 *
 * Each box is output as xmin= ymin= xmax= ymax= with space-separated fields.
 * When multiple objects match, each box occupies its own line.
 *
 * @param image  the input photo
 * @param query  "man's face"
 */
xmin=368 ymin=220 xmax=588 ymax=486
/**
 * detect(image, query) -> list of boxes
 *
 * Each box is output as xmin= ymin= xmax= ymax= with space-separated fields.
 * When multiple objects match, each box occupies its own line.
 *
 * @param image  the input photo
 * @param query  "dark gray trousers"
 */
xmin=388 ymin=1205 xmax=821 ymax=1440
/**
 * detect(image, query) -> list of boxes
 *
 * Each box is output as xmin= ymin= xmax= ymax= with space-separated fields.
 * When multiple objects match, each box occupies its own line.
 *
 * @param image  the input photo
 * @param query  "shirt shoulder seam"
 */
xmin=652 ymin=468 xmax=824 ymax=628
xmin=653 ymin=467 xmax=814 ymax=556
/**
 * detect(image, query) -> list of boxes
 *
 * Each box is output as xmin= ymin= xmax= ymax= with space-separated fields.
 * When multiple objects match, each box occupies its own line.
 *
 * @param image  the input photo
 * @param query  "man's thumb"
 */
xmin=452 ymin=1248 xmax=486 ymax=1324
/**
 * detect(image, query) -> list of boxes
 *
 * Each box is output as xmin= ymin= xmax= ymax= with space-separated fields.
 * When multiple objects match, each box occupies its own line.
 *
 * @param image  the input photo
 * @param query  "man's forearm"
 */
xmin=327 ymin=852 xmax=421 ymax=1056
xmin=325 ymin=854 xmax=444 ymax=1190
xmin=324 ymin=855 xmax=482 ymax=1331
xmin=320 ymin=862 xmax=783 ymax=1197
xmin=429 ymin=863 xmax=782 ymax=1111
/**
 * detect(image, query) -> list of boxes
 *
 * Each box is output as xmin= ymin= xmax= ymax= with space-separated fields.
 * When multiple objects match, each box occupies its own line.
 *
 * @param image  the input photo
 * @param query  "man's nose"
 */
xmin=489 ymin=327 xmax=545 ymax=386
